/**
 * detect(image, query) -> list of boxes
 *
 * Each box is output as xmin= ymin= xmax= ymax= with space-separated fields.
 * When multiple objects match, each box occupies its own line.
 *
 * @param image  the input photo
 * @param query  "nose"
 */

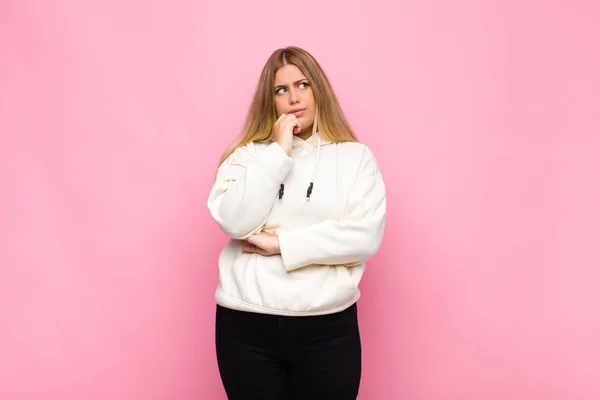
xmin=288 ymin=88 xmax=299 ymax=105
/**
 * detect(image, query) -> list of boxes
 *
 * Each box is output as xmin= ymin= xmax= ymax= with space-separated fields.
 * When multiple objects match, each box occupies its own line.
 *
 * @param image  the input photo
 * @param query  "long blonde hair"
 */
xmin=218 ymin=46 xmax=358 ymax=165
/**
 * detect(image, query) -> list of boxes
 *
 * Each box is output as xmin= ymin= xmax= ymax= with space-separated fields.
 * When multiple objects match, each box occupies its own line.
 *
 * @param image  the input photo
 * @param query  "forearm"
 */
xmin=277 ymin=167 xmax=387 ymax=271
xmin=208 ymin=143 xmax=293 ymax=239
xmin=278 ymin=218 xmax=385 ymax=270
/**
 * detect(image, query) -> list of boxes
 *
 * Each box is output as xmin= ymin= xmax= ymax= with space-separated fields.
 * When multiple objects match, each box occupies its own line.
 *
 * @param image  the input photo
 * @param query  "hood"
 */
xmin=280 ymin=132 xmax=331 ymax=200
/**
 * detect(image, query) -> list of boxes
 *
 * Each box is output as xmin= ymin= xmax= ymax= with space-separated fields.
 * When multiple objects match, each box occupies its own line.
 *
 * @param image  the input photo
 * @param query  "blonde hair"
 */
xmin=218 ymin=46 xmax=358 ymax=165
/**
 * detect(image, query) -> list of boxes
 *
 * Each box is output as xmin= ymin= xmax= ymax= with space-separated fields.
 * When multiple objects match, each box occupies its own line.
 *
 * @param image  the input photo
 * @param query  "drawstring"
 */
xmin=306 ymin=182 xmax=313 ymax=199
xmin=279 ymin=134 xmax=322 ymax=200
xmin=306 ymin=134 xmax=322 ymax=200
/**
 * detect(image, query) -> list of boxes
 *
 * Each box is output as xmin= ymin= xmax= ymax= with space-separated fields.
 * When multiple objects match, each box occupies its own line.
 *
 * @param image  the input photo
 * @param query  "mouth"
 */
xmin=289 ymin=108 xmax=306 ymax=117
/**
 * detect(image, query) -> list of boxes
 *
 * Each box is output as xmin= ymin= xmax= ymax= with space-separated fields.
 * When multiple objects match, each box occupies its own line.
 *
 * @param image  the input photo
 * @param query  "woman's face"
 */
xmin=274 ymin=64 xmax=316 ymax=136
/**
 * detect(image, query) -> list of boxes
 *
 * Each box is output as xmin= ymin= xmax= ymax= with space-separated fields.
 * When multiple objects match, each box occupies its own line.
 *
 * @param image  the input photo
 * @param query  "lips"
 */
xmin=289 ymin=108 xmax=306 ymax=117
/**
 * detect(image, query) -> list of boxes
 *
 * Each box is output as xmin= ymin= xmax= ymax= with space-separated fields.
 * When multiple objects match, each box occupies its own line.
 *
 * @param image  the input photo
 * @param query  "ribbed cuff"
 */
xmin=278 ymin=228 xmax=313 ymax=271
xmin=255 ymin=143 xmax=294 ymax=183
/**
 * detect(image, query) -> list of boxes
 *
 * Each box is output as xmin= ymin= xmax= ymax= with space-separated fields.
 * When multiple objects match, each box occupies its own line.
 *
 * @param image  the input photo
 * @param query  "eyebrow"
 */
xmin=274 ymin=79 xmax=308 ymax=88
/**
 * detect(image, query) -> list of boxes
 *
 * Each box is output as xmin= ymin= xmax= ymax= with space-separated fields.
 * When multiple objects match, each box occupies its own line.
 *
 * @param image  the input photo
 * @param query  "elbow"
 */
xmin=216 ymin=218 xmax=258 ymax=240
xmin=359 ymin=238 xmax=382 ymax=261
xmin=208 ymin=202 xmax=250 ymax=240
xmin=357 ymin=224 xmax=385 ymax=261
xmin=208 ymin=197 xmax=268 ymax=240
xmin=212 ymin=213 xmax=264 ymax=240
xmin=225 ymin=226 xmax=256 ymax=241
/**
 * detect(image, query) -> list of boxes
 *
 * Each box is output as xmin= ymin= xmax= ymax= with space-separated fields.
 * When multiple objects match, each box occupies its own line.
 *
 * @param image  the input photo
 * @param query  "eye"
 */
xmin=299 ymin=81 xmax=310 ymax=89
xmin=275 ymin=87 xmax=287 ymax=95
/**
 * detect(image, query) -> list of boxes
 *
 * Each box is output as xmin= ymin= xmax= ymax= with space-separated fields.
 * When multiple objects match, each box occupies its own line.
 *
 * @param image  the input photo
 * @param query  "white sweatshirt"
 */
xmin=207 ymin=132 xmax=386 ymax=316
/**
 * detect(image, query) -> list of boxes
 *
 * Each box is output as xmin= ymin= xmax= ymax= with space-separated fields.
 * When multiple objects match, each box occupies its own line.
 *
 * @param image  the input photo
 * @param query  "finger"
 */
xmin=245 ymin=237 xmax=265 ymax=249
xmin=249 ymin=239 xmax=267 ymax=252
xmin=285 ymin=114 xmax=298 ymax=124
xmin=242 ymin=243 xmax=271 ymax=256
xmin=246 ymin=234 xmax=266 ymax=248
xmin=254 ymin=247 xmax=272 ymax=256
xmin=284 ymin=116 xmax=299 ymax=131
xmin=242 ymin=244 xmax=255 ymax=253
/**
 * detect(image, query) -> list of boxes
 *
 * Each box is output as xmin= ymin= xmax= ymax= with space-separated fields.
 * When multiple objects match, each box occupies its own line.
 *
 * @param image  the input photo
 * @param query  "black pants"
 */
xmin=215 ymin=303 xmax=361 ymax=400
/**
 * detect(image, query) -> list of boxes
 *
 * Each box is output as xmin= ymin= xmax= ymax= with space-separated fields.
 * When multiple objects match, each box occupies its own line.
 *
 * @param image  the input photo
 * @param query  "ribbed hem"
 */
xmin=214 ymin=288 xmax=361 ymax=317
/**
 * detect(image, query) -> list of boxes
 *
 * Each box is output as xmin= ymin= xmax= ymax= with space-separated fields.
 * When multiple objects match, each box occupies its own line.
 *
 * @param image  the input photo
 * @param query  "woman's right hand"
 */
xmin=273 ymin=113 xmax=300 ymax=156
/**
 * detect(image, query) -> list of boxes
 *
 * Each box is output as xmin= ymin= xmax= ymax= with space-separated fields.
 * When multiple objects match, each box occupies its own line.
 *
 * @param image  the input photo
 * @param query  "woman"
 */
xmin=207 ymin=46 xmax=386 ymax=400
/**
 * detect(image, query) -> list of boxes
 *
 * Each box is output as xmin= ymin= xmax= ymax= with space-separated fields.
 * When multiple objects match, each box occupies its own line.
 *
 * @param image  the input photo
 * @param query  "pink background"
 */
xmin=2 ymin=0 xmax=599 ymax=399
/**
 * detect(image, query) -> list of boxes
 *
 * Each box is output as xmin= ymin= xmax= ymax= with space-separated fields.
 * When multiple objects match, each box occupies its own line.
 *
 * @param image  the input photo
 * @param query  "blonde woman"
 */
xmin=207 ymin=46 xmax=386 ymax=400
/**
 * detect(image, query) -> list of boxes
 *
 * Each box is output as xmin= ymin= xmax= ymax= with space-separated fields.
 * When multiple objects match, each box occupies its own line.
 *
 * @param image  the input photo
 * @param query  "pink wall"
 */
xmin=2 ymin=0 xmax=599 ymax=399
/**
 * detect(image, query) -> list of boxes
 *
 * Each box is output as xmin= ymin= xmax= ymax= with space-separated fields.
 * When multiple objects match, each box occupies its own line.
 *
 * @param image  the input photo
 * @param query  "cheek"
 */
xmin=274 ymin=98 xmax=285 ymax=114
xmin=307 ymin=92 xmax=316 ymax=109
xmin=308 ymin=96 xmax=316 ymax=113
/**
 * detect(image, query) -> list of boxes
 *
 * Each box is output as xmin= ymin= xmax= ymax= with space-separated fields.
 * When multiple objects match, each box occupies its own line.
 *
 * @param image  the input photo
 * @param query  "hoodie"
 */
xmin=207 ymin=132 xmax=386 ymax=316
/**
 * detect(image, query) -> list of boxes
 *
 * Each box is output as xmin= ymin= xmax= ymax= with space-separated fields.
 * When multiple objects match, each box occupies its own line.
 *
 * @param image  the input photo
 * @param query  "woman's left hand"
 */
xmin=243 ymin=231 xmax=281 ymax=256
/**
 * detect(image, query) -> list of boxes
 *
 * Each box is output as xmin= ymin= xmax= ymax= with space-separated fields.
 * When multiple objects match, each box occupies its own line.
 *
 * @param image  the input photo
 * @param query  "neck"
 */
xmin=296 ymin=125 xmax=314 ymax=141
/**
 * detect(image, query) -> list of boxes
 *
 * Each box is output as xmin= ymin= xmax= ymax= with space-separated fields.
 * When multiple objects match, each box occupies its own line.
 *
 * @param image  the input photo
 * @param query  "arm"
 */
xmin=207 ymin=142 xmax=294 ymax=240
xmin=277 ymin=147 xmax=386 ymax=271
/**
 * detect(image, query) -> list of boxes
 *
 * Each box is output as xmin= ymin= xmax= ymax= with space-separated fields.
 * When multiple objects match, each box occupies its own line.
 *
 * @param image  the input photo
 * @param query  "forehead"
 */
xmin=274 ymin=64 xmax=306 ymax=84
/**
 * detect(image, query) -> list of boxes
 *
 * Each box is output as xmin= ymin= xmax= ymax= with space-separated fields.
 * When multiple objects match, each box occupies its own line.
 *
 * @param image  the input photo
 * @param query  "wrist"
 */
xmin=274 ymin=235 xmax=281 ymax=254
xmin=275 ymin=140 xmax=292 ymax=156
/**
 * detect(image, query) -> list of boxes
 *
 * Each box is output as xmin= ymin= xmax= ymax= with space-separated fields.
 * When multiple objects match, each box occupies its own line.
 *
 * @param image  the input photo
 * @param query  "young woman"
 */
xmin=207 ymin=46 xmax=387 ymax=400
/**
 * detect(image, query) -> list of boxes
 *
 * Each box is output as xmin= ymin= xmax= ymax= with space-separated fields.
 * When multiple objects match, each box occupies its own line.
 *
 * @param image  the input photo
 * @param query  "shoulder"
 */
xmin=220 ymin=141 xmax=272 ymax=166
xmin=332 ymin=142 xmax=382 ymax=183
xmin=250 ymin=140 xmax=272 ymax=152
xmin=234 ymin=140 xmax=270 ymax=153
xmin=335 ymin=142 xmax=379 ymax=166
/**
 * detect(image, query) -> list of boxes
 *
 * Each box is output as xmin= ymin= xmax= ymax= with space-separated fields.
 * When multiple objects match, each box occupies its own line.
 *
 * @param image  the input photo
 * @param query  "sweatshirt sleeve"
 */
xmin=207 ymin=142 xmax=294 ymax=240
xmin=277 ymin=146 xmax=386 ymax=271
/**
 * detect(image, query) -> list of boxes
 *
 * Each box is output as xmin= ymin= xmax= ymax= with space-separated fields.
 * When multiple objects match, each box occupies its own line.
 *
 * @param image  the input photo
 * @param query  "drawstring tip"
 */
xmin=279 ymin=184 xmax=284 ymax=200
xmin=306 ymin=182 xmax=314 ymax=199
